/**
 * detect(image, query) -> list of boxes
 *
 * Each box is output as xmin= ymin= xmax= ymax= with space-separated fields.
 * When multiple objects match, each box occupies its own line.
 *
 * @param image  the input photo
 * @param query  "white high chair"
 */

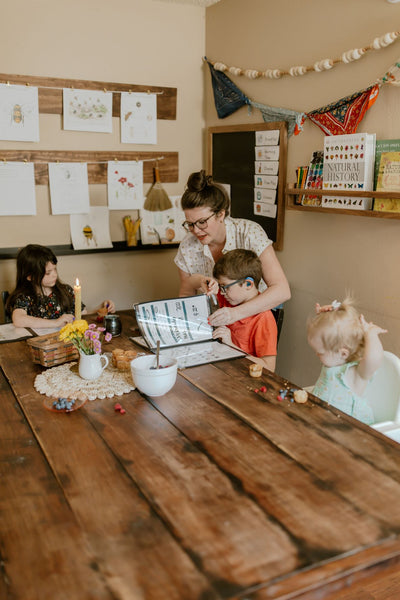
xmin=367 ymin=351 xmax=400 ymax=442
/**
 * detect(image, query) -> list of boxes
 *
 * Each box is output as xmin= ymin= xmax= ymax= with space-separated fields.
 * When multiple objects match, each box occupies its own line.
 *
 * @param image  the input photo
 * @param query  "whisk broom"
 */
xmin=143 ymin=162 xmax=172 ymax=211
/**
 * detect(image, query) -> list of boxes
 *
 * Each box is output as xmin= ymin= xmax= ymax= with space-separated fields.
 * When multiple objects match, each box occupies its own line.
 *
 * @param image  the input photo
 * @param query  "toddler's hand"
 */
xmin=212 ymin=326 xmax=232 ymax=345
xmin=360 ymin=314 xmax=387 ymax=336
xmin=57 ymin=314 xmax=74 ymax=327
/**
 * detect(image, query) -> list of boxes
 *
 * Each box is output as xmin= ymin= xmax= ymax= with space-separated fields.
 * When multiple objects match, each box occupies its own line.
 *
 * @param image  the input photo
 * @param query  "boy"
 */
xmin=211 ymin=249 xmax=278 ymax=371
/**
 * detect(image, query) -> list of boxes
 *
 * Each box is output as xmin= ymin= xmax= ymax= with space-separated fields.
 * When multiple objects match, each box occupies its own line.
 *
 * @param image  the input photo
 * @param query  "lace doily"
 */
xmin=34 ymin=356 xmax=135 ymax=401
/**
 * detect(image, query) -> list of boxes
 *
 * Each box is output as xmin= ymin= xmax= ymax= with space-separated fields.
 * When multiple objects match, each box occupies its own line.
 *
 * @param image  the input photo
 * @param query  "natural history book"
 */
xmin=322 ymin=133 xmax=376 ymax=210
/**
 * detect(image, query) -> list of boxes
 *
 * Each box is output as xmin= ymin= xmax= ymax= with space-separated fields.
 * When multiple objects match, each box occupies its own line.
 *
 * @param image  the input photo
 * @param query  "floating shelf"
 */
xmin=286 ymin=186 xmax=400 ymax=220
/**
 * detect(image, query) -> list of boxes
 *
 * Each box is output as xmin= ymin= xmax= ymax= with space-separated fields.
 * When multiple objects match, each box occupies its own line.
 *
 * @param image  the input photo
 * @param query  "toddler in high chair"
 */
xmin=307 ymin=297 xmax=387 ymax=424
xmin=7 ymin=244 xmax=115 ymax=329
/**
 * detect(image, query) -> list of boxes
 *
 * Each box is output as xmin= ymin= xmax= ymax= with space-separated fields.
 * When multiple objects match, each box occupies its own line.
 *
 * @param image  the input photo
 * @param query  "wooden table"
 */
xmin=1 ymin=312 xmax=400 ymax=600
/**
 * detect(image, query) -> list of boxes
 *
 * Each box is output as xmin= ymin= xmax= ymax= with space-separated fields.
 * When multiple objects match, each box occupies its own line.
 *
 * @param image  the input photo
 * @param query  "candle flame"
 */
xmin=75 ymin=278 xmax=80 ymax=286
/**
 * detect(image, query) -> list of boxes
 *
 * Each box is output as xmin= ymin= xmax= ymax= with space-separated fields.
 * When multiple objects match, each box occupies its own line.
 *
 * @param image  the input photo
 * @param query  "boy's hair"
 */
xmin=213 ymin=249 xmax=262 ymax=287
xmin=181 ymin=170 xmax=230 ymax=216
xmin=6 ymin=244 xmax=72 ymax=313
xmin=307 ymin=297 xmax=364 ymax=362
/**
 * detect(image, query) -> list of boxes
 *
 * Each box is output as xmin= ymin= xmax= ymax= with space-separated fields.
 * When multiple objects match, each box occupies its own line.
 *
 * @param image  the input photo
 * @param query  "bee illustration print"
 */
xmin=82 ymin=225 xmax=96 ymax=246
xmin=11 ymin=104 xmax=23 ymax=125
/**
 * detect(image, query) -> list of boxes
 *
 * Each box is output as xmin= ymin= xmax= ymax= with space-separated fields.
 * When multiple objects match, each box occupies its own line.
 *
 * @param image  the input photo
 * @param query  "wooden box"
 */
xmin=27 ymin=331 xmax=79 ymax=367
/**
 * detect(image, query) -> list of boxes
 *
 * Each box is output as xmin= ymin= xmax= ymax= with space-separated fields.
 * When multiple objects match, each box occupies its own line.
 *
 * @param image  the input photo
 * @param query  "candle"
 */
xmin=74 ymin=278 xmax=81 ymax=321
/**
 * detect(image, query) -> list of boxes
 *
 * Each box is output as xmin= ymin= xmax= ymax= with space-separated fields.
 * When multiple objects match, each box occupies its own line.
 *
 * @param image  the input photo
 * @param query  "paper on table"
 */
xmin=0 ymin=323 xmax=32 ymax=342
xmin=31 ymin=326 xmax=60 ymax=336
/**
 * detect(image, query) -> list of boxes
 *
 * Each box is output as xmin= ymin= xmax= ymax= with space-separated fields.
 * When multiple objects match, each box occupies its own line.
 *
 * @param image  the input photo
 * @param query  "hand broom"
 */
xmin=143 ymin=162 xmax=172 ymax=211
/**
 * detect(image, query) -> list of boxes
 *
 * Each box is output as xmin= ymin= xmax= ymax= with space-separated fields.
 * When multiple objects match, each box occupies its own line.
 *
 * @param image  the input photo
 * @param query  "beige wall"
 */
xmin=206 ymin=0 xmax=400 ymax=384
xmin=0 ymin=0 xmax=206 ymax=311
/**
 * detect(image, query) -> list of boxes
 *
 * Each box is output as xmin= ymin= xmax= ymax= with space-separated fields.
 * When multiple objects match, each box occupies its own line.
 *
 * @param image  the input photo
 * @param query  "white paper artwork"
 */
xmin=0 ymin=84 xmax=39 ymax=142
xmin=49 ymin=163 xmax=90 ymax=215
xmin=63 ymin=89 xmax=113 ymax=133
xmin=140 ymin=196 xmax=185 ymax=245
xmin=120 ymin=92 xmax=157 ymax=144
xmin=70 ymin=206 xmax=112 ymax=250
xmin=107 ymin=161 xmax=144 ymax=210
xmin=0 ymin=162 xmax=36 ymax=215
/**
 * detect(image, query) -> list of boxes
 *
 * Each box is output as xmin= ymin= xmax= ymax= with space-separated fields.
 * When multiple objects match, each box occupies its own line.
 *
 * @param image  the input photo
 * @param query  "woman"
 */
xmin=174 ymin=170 xmax=290 ymax=326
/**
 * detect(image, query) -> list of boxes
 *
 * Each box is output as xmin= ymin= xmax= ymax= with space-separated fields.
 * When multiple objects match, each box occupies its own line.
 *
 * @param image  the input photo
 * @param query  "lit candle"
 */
xmin=74 ymin=278 xmax=81 ymax=321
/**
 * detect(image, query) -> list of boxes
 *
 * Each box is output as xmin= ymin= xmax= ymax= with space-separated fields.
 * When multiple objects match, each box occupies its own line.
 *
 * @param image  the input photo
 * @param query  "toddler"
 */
xmin=7 ymin=244 xmax=115 ymax=329
xmin=307 ymin=297 xmax=387 ymax=424
xmin=210 ymin=249 xmax=277 ymax=372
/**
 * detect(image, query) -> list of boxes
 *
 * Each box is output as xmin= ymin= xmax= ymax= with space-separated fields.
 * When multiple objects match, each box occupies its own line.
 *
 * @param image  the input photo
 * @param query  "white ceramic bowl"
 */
xmin=130 ymin=354 xmax=178 ymax=397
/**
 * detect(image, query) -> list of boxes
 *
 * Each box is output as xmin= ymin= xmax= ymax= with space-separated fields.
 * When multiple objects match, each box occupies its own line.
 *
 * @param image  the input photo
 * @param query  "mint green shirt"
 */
xmin=313 ymin=362 xmax=374 ymax=425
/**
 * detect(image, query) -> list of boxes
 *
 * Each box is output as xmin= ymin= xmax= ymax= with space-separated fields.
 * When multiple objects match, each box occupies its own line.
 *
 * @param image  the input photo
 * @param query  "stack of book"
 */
xmin=373 ymin=139 xmax=400 ymax=213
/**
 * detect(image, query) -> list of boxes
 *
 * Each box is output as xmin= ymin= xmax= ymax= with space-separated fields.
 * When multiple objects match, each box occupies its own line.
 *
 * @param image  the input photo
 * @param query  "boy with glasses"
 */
xmin=210 ymin=249 xmax=278 ymax=372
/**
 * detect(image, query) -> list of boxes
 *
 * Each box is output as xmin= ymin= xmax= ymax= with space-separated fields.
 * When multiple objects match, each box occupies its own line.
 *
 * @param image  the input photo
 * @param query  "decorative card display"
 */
xmin=49 ymin=162 xmax=90 ymax=214
xmin=107 ymin=161 xmax=144 ymax=210
xmin=140 ymin=196 xmax=185 ymax=245
xmin=70 ymin=206 xmax=112 ymax=250
xmin=322 ymin=133 xmax=376 ymax=210
xmin=255 ymin=129 xmax=280 ymax=146
xmin=255 ymin=161 xmax=279 ymax=175
xmin=0 ymin=83 xmax=39 ymax=142
xmin=254 ymin=174 xmax=278 ymax=189
xmin=254 ymin=188 xmax=276 ymax=204
xmin=120 ymin=92 xmax=157 ymax=144
xmin=255 ymin=146 xmax=280 ymax=161
xmin=63 ymin=89 xmax=113 ymax=133
xmin=254 ymin=202 xmax=277 ymax=218
xmin=0 ymin=162 xmax=36 ymax=215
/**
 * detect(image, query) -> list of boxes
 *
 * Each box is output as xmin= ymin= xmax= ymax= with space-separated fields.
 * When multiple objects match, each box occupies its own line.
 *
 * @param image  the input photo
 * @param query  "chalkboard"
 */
xmin=208 ymin=122 xmax=287 ymax=250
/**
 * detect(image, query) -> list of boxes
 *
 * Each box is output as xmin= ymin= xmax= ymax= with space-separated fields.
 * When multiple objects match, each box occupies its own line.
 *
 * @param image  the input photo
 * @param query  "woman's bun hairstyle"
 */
xmin=181 ymin=169 xmax=230 ymax=215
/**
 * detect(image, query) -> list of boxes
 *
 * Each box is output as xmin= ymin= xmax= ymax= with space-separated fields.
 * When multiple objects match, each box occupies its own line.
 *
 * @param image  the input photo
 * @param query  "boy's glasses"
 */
xmin=182 ymin=213 xmax=216 ymax=232
xmin=218 ymin=278 xmax=246 ymax=294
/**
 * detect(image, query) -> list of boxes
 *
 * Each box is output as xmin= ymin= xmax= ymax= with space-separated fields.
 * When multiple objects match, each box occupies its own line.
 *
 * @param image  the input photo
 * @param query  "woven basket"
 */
xmin=27 ymin=331 xmax=79 ymax=367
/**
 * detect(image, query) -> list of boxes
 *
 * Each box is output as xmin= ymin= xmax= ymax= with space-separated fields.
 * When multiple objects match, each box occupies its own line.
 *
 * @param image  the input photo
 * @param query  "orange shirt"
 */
xmin=217 ymin=293 xmax=277 ymax=357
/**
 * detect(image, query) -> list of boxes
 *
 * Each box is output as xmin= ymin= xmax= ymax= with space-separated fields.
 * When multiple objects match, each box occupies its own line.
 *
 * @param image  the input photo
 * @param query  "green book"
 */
xmin=374 ymin=139 xmax=400 ymax=189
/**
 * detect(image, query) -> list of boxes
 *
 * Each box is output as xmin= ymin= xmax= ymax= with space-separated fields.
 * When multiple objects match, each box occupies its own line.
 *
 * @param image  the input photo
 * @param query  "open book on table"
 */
xmin=131 ymin=294 xmax=246 ymax=369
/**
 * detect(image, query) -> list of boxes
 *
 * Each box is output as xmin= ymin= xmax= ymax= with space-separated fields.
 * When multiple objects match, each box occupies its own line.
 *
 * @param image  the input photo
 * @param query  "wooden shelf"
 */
xmin=286 ymin=186 xmax=400 ymax=220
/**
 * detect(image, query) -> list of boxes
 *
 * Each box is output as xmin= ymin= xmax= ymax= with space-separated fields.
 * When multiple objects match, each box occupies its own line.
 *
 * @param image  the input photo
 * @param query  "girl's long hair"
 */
xmin=7 ymin=244 xmax=72 ymax=313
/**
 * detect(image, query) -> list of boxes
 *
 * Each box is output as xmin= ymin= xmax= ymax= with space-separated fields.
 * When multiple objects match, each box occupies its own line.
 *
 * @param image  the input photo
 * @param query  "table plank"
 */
xmin=0 ymin=371 xmax=112 ymax=600
xmin=0 ymin=343 xmax=221 ymax=600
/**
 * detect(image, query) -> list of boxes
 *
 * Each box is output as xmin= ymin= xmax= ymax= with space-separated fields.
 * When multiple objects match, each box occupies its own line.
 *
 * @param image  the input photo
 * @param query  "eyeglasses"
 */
xmin=218 ymin=278 xmax=247 ymax=294
xmin=182 ymin=213 xmax=216 ymax=233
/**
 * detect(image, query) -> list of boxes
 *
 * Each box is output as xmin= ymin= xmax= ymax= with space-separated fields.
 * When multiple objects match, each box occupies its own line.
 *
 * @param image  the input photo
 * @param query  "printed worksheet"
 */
xmin=120 ymin=92 xmax=157 ymax=144
xmin=49 ymin=162 xmax=90 ymax=214
xmin=63 ymin=89 xmax=113 ymax=133
xmin=0 ymin=162 xmax=36 ymax=215
xmin=0 ymin=324 xmax=32 ymax=343
xmin=0 ymin=83 xmax=39 ymax=142
xmin=107 ymin=161 xmax=144 ymax=210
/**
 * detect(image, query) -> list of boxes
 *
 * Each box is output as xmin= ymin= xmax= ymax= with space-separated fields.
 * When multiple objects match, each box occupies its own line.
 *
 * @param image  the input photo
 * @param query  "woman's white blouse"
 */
xmin=174 ymin=216 xmax=272 ymax=291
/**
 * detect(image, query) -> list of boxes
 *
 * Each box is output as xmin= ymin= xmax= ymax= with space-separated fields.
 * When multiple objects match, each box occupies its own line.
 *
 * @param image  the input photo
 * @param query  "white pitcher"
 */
xmin=78 ymin=351 xmax=109 ymax=380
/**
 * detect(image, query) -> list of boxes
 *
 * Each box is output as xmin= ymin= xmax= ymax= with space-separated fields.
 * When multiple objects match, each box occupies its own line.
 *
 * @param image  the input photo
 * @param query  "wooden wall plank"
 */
xmin=0 ymin=73 xmax=177 ymax=120
xmin=0 ymin=150 xmax=179 ymax=184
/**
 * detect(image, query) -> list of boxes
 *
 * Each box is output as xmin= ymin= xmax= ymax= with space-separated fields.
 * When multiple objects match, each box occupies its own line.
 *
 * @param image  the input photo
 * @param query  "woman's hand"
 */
xmin=208 ymin=306 xmax=238 ymax=327
xmin=212 ymin=325 xmax=232 ymax=345
xmin=199 ymin=276 xmax=219 ymax=296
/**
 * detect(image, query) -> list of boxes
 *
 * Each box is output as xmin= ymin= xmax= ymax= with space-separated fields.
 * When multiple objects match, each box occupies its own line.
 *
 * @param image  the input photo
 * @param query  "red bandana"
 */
xmin=307 ymin=85 xmax=380 ymax=136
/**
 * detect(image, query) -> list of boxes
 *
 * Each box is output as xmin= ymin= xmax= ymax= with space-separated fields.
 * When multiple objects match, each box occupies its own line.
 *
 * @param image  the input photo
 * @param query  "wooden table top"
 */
xmin=1 ymin=312 xmax=400 ymax=600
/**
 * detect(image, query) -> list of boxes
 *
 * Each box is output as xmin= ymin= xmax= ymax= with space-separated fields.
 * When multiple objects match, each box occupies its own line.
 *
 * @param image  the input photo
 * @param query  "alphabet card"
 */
xmin=107 ymin=161 xmax=144 ymax=210
xmin=63 ymin=89 xmax=113 ymax=133
xmin=120 ymin=92 xmax=157 ymax=144
xmin=0 ymin=83 xmax=39 ymax=142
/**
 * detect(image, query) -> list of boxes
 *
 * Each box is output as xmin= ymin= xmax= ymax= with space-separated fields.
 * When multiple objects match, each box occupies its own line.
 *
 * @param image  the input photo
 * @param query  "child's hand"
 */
xmin=212 ymin=326 xmax=232 ymax=345
xmin=56 ymin=314 xmax=74 ymax=326
xmin=102 ymin=300 xmax=115 ymax=313
xmin=360 ymin=314 xmax=387 ymax=336
xmin=199 ymin=276 xmax=219 ymax=296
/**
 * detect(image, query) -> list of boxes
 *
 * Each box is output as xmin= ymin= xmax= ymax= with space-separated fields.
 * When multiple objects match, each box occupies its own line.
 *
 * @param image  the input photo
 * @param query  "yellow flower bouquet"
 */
xmin=59 ymin=320 xmax=112 ymax=355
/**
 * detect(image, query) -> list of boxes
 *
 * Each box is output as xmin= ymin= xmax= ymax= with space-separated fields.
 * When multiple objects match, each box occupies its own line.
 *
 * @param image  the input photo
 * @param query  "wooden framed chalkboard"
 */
xmin=208 ymin=122 xmax=287 ymax=250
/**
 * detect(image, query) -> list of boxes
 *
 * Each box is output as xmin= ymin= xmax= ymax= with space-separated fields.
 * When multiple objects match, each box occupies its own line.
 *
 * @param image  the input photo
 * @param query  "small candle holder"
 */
xmin=104 ymin=314 xmax=122 ymax=337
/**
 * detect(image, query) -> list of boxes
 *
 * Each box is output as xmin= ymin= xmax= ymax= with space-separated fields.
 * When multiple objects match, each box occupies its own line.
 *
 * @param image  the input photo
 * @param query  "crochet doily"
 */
xmin=34 ymin=355 xmax=135 ymax=401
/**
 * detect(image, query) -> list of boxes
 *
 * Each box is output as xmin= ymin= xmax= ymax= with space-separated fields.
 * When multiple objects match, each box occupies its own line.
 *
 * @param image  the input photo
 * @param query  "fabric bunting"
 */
xmin=306 ymin=85 xmax=380 ymax=136
xmin=206 ymin=59 xmax=250 ymax=118
xmin=250 ymin=100 xmax=306 ymax=137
